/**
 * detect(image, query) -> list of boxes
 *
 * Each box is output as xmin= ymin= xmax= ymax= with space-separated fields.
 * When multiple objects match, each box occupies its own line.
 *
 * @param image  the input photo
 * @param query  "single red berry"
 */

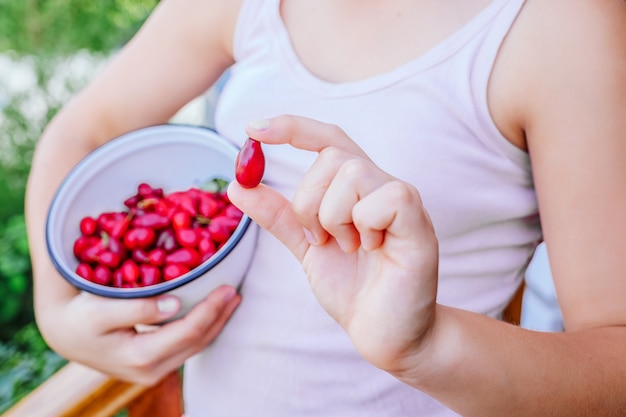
xmin=120 ymin=260 xmax=140 ymax=283
xmin=123 ymin=227 xmax=156 ymax=250
xmin=175 ymin=228 xmax=199 ymax=248
xmin=148 ymin=248 xmax=167 ymax=266
xmin=235 ymin=137 xmax=265 ymax=188
xmin=132 ymin=212 xmax=170 ymax=229
xmin=93 ymin=265 xmax=113 ymax=286
xmin=171 ymin=211 xmax=191 ymax=230
xmin=165 ymin=248 xmax=201 ymax=268
xmin=76 ymin=263 xmax=93 ymax=281
xmin=163 ymin=263 xmax=191 ymax=281
xmin=140 ymin=264 xmax=162 ymax=287
xmin=79 ymin=216 xmax=98 ymax=236
xmin=197 ymin=193 xmax=220 ymax=218
xmin=112 ymin=269 xmax=124 ymax=287
xmin=98 ymin=251 xmax=122 ymax=269
xmin=73 ymin=236 xmax=97 ymax=260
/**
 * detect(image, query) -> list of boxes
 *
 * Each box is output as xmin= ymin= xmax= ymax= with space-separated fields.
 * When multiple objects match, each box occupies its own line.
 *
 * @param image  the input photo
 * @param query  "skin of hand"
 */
xmin=228 ymin=115 xmax=440 ymax=374
xmin=25 ymin=0 xmax=243 ymax=385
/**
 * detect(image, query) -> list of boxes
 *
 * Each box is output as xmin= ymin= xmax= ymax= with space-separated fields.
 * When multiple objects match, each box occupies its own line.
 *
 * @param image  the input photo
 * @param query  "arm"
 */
xmin=26 ymin=0 xmax=243 ymax=385
xmin=227 ymin=1 xmax=626 ymax=409
xmin=403 ymin=1 xmax=626 ymax=415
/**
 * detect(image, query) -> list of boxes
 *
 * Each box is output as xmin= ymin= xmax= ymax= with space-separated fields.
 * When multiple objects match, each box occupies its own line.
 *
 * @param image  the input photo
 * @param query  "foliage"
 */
xmin=0 ymin=323 xmax=67 ymax=414
xmin=0 ymin=0 xmax=159 ymax=412
xmin=0 ymin=0 xmax=159 ymax=55
xmin=0 ymin=215 xmax=33 ymax=342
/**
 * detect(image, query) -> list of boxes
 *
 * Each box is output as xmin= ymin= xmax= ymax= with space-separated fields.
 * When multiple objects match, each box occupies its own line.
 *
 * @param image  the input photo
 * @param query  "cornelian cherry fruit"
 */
xmin=235 ymin=137 xmax=265 ymax=188
xmin=72 ymin=179 xmax=243 ymax=289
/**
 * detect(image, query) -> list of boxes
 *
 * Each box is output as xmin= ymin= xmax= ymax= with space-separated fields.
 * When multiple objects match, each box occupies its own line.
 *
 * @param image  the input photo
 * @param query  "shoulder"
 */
xmin=489 ymin=0 xmax=626 ymax=148
xmin=149 ymin=0 xmax=246 ymax=60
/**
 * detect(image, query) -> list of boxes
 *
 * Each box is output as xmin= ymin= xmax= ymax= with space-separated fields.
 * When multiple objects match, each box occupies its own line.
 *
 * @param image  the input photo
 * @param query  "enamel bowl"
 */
xmin=46 ymin=124 xmax=258 ymax=322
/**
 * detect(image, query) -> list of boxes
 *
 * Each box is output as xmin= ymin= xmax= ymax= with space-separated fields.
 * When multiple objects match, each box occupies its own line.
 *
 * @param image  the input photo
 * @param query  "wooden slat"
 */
xmin=3 ymin=363 xmax=181 ymax=417
xmin=502 ymin=282 xmax=525 ymax=326
xmin=127 ymin=370 xmax=183 ymax=417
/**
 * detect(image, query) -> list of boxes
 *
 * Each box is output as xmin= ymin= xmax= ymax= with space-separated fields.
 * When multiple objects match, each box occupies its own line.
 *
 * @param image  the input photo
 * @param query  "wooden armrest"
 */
xmin=502 ymin=282 xmax=525 ymax=326
xmin=3 ymin=362 xmax=183 ymax=417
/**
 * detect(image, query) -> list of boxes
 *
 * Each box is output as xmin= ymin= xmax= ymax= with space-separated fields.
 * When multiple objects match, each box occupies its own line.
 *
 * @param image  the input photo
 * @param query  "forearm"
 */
xmin=401 ymin=305 xmax=626 ymax=417
xmin=25 ymin=96 xmax=135 ymax=325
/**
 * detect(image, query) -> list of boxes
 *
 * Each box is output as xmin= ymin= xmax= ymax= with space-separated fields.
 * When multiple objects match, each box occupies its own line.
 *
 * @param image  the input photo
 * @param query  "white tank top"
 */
xmin=184 ymin=1 xmax=537 ymax=415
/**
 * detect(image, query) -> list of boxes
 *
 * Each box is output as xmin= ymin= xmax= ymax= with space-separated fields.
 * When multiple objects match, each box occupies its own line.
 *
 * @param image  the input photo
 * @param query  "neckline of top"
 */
xmin=268 ymin=0 xmax=513 ymax=97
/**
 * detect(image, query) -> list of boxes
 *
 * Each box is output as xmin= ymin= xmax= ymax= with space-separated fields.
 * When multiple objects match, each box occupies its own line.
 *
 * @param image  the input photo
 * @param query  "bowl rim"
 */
xmin=45 ymin=123 xmax=253 ymax=298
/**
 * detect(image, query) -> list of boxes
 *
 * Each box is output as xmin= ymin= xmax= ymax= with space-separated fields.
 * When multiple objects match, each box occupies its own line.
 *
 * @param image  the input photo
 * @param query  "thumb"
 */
xmin=227 ymin=181 xmax=309 ymax=262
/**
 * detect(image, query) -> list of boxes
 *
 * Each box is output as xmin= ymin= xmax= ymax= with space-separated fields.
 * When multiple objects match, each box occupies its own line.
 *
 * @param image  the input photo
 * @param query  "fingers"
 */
xmin=110 ymin=285 xmax=241 ymax=385
xmin=245 ymin=115 xmax=369 ymax=158
xmin=77 ymin=292 xmax=181 ymax=331
xmin=132 ymin=286 xmax=241 ymax=374
xmin=352 ymin=181 xmax=436 ymax=255
xmin=316 ymin=159 xmax=392 ymax=252
xmin=227 ymin=181 xmax=310 ymax=262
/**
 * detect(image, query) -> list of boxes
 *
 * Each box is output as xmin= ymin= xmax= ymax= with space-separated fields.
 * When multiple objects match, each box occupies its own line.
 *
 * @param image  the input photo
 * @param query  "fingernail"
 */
xmin=247 ymin=119 xmax=270 ymax=131
xmin=303 ymin=228 xmax=318 ymax=246
xmin=157 ymin=297 xmax=179 ymax=314
xmin=223 ymin=286 xmax=238 ymax=303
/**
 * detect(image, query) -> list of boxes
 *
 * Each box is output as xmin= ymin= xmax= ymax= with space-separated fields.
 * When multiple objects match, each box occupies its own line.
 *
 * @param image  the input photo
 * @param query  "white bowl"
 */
xmin=46 ymin=124 xmax=258 ymax=322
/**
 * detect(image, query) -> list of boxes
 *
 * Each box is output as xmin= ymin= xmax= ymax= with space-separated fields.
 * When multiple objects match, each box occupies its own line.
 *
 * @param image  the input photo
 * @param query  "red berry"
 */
xmin=171 ymin=211 xmax=191 ymax=230
xmin=123 ymin=227 xmax=156 ymax=249
xmin=163 ymin=263 xmax=191 ymax=281
xmin=98 ymin=251 xmax=122 ymax=269
xmin=76 ymin=263 xmax=93 ymax=280
xmin=120 ymin=260 xmax=140 ymax=283
xmin=79 ymin=216 xmax=98 ymax=236
xmin=235 ymin=137 xmax=265 ymax=188
xmin=148 ymin=248 xmax=167 ymax=266
xmin=165 ymin=248 xmax=200 ymax=268
xmin=93 ymin=265 xmax=113 ymax=286
xmin=176 ymin=228 xmax=199 ymax=248
xmin=132 ymin=212 xmax=170 ymax=229
xmin=140 ymin=264 xmax=162 ymax=286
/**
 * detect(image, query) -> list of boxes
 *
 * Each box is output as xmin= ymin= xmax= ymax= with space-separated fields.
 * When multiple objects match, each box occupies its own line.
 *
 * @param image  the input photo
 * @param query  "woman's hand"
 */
xmin=40 ymin=284 xmax=240 ymax=386
xmin=228 ymin=115 xmax=439 ymax=374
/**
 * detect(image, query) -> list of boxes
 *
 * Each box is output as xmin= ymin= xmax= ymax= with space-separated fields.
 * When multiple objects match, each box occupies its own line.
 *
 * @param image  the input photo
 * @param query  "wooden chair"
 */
xmin=3 ymin=284 xmax=524 ymax=417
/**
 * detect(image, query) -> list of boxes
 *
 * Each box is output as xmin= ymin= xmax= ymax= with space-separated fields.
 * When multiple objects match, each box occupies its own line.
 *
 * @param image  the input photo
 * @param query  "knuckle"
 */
xmin=326 ymin=123 xmax=347 ymax=139
xmin=385 ymin=180 xmax=421 ymax=205
xmin=318 ymin=146 xmax=345 ymax=164
xmin=338 ymin=158 xmax=368 ymax=179
xmin=126 ymin=347 xmax=158 ymax=371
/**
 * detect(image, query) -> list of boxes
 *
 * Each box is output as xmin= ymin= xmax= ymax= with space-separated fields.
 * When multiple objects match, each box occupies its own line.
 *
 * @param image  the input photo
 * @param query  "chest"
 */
xmin=279 ymin=0 xmax=493 ymax=82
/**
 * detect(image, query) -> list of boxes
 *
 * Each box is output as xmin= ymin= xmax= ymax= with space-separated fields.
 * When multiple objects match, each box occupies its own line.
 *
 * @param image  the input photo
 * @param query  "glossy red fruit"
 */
xmin=93 ymin=265 xmax=113 ymax=286
xmin=165 ymin=248 xmax=200 ymax=268
xmin=148 ymin=248 xmax=167 ymax=266
xmin=79 ymin=216 xmax=98 ymax=236
xmin=132 ymin=212 xmax=170 ymax=229
xmin=123 ymin=227 xmax=156 ymax=249
xmin=163 ymin=263 xmax=191 ymax=281
xmin=76 ymin=263 xmax=93 ymax=280
xmin=98 ymin=251 xmax=122 ymax=269
xmin=235 ymin=137 xmax=265 ymax=188
xmin=140 ymin=264 xmax=162 ymax=286
xmin=175 ymin=228 xmax=198 ymax=248
xmin=120 ymin=260 xmax=140 ymax=283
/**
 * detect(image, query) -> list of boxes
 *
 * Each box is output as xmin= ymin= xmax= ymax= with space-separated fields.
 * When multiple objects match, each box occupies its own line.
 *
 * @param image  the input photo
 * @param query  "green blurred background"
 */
xmin=0 ymin=0 xmax=158 ymax=412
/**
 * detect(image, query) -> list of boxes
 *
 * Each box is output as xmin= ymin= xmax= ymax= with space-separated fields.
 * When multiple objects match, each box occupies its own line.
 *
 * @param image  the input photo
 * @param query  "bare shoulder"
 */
xmin=489 ymin=0 xmax=626 ymax=149
xmin=512 ymin=0 xmax=626 ymax=128
xmin=138 ymin=0 xmax=245 ymax=61
xmin=500 ymin=0 xmax=626 ymax=330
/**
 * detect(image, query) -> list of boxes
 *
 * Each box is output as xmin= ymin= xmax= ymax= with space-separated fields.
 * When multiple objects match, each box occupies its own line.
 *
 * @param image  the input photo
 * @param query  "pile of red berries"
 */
xmin=72 ymin=180 xmax=243 ymax=288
